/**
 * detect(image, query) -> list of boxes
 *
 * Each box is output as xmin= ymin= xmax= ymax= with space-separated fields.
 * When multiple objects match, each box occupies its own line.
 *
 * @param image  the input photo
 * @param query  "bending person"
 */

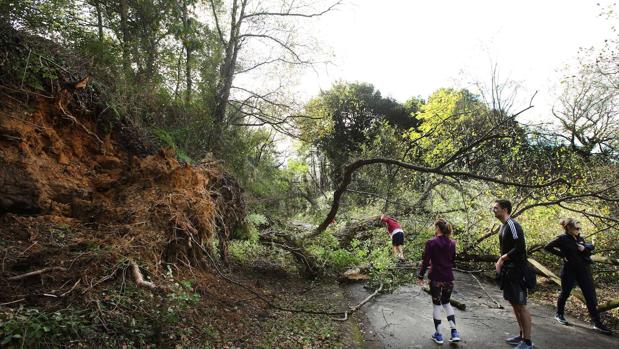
xmin=544 ymin=218 xmax=612 ymax=335
xmin=380 ymin=214 xmax=405 ymax=262
xmin=417 ymin=218 xmax=461 ymax=344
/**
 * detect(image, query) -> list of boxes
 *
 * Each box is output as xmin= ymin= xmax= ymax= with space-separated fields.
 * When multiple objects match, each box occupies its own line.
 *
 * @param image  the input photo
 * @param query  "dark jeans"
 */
xmin=557 ymin=264 xmax=599 ymax=321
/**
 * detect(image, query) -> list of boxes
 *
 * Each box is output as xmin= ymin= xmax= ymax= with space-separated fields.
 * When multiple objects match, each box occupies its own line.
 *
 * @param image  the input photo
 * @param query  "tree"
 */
xmin=206 ymin=0 xmax=341 ymax=131
xmin=552 ymin=65 xmax=619 ymax=158
xmin=299 ymin=82 xmax=417 ymax=183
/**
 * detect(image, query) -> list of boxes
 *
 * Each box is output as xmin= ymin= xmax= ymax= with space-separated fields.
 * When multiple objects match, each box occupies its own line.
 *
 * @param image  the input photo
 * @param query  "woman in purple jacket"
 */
xmin=417 ymin=218 xmax=461 ymax=344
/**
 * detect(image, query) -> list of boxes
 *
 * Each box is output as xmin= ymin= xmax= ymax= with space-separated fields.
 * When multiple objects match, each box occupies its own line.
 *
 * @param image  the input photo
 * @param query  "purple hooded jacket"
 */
xmin=417 ymin=235 xmax=456 ymax=282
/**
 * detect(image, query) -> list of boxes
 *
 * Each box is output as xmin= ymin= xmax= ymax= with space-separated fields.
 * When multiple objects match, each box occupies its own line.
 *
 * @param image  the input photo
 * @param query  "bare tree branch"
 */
xmin=242 ymin=1 xmax=342 ymax=20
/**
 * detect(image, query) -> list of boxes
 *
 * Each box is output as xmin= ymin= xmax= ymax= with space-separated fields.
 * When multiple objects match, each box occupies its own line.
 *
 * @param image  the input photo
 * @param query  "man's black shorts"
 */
xmin=391 ymin=231 xmax=404 ymax=246
xmin=501 ymin=266 xmax=527 ymax=305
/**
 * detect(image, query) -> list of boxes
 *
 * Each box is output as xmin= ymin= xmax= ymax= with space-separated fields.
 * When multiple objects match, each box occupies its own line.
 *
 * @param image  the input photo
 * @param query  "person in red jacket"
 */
xmin=380 ymin=214 xmax=405 ymax=261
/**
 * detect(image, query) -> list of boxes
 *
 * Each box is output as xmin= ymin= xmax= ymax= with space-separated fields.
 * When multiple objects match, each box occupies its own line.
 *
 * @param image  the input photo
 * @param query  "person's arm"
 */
xmin=544 ymin=236 xmax=565 ymax=258
xmin=503 ymin=220 xmax=525 ymax=261
xmin=418 ymin=240 xmax=431 ymax=279
xmin=579 ymin=236 xmax=595 ymax=256
xmin=451 ymin=240 xmax=456 ymax=264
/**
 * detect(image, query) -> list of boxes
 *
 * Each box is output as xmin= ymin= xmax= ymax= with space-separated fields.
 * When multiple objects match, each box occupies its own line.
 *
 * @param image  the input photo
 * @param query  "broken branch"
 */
xmin=8 ymin=266 xmax=67 ymax=281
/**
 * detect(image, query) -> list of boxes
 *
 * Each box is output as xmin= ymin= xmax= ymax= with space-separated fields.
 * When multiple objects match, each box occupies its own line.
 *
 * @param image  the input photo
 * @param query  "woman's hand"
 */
xmin=417 ymin=278 xmax=425 ymax=287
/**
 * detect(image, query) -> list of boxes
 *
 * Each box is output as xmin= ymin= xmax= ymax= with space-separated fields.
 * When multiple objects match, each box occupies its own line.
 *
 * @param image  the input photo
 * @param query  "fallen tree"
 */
xmin=258 ymin=230 xmax=321 ymax=278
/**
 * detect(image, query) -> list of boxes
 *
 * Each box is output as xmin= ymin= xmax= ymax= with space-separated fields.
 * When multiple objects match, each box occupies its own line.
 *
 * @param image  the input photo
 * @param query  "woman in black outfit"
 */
xmin=544 ymin=218 xmax=612 ymax=334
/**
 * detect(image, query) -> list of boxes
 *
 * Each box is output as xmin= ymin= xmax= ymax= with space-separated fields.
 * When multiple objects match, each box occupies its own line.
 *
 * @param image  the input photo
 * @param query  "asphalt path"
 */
xmin=348 ymin=271 xmax=619 ymax=349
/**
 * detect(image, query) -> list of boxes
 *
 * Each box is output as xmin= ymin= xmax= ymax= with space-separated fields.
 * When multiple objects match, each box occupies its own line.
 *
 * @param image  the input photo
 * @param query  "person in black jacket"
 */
xmin=544 ymin=218 xmax=612 ymax=335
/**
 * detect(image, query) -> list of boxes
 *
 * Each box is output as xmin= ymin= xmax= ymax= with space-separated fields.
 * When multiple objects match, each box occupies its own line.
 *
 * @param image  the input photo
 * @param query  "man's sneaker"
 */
xmin=554 ymin=314 xmax=569 ymax=325
xmin=505 ymin=335 xmax=523 ymax=345
xmin=431 ymin=332 xmax=444 ymax=344
xmin=449 ymin=329 xmax=461 ymax=342
xmin=593 ymin=321 xmax=613 ymax=335
xmin=514 ymin=341 xmax=533 ymax=349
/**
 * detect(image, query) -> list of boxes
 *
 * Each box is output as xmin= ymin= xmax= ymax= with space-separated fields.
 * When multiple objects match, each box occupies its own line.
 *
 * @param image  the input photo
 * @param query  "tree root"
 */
xmin=129 ymin=260 xmax=157 ymax=291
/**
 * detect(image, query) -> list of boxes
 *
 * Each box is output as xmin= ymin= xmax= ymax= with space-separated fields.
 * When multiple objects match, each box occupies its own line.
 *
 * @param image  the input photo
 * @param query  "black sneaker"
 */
xmin=554 ymin=314 xmax=568 ymax=325
xmin=593 ymin=321 xmax=613 ymax=335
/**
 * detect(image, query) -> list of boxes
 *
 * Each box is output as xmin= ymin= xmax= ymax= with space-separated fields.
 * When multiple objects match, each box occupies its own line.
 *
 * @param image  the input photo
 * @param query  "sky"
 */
xmin=295 ymin=0 xmax=615 ymax=123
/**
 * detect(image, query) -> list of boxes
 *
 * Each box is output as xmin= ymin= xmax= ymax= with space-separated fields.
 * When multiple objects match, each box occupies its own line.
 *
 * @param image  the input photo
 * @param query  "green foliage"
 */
xmin=229 ymin=240 xmax=265 ymax=264
xmin=232 ymin=213 xmax=265 ymax=241
xmin=0 ymin=307 xmax=93 ymax=348
xmin=300 ymin=82 xmax=417 ymax=182
xmin=152 ymin=128 xmax=193 ymax=163
xmin=405 ymin=88 xmax=489 ymax=166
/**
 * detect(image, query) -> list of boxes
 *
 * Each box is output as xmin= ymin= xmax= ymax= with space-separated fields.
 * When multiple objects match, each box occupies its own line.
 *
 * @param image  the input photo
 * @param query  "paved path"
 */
xmin=348 ymin=272 xmax=619 ymax=349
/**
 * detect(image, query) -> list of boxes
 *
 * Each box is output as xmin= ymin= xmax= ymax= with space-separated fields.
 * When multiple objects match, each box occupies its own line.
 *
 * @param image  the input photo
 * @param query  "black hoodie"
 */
xmin=544 ymin=233 xmax=594 ymax=271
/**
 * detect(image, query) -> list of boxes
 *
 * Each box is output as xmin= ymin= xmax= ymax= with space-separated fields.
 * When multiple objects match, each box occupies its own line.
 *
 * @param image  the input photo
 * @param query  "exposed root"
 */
xmin=129 ymin=260 xmax=157 ymax=291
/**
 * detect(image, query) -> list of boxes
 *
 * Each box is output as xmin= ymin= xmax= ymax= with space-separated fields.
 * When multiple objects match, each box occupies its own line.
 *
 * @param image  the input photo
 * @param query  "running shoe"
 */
xmin=505 ymin=335 xmax=522 ymax=345
xmin=554 ymin=314 xmax=568 ymax=325
xmin=593 ymin=321 xmax=613 ymax=335
xmin=431 ymin=332 xmax=444 ymax=344
xmin=449 ymin=328 xmax=461 ymax=342
xmin=514 ymin=341 xmax=533 ymax=349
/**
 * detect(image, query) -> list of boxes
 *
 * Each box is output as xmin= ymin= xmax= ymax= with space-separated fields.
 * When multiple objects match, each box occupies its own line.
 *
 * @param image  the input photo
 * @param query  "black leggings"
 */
xmin=557 ymin=265 xmax=599 ymax=321
xmin=430 ymin=280 xmax=454 ymax=305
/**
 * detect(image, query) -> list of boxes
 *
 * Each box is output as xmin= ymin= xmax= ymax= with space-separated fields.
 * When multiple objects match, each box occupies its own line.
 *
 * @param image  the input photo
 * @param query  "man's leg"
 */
xmin=516 ymin=304 xmax=532 ymax=341
xmin=511 ymin=304 xmax=532 ymax=347
xmin=511 ymin=303 xmax=523 ymax=336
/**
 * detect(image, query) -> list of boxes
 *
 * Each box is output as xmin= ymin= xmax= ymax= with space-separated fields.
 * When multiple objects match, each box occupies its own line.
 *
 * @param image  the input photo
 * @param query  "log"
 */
xmin=598 ymin=298 xmax=619 ymax=312
xmin=334 ymin=216 xmax=382 ymax=248
xmin=527 ymin=258 xmax=586 ymax=303
xmin=591 ymin=255 xmax=619 ymax=266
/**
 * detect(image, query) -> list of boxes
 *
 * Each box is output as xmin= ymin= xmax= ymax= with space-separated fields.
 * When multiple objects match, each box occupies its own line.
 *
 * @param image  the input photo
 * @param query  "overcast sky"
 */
xmin=296 ymin=0 xmax=615 ymax=123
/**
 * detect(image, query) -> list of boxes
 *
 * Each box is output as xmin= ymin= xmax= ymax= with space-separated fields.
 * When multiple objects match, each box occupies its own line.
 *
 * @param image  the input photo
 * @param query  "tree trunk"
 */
xmin=213 ymin=0 xmax=246 ymax=123
xmin=174 ymin=47 xmax=183 ymax=103
xmin=95 ymin=0 xmax=103 ymax=42
xmin=185 ymin=47 xmax=192 ymax=104
xmin=182 ymin=0 xmax=192 ymax=104
xmin=334 ymin=216 xmax=382 ymax=248
xmin=119 ymin=0 xmax=130 ymax=74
